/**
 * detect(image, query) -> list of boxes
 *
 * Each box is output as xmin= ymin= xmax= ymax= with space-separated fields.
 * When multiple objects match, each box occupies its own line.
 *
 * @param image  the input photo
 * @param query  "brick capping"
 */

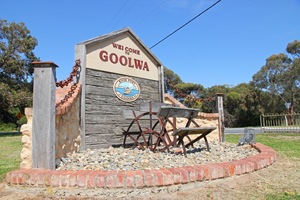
xmin=55 ymin=84 xmax=81 ymax=115
xmin=6 ymin=143 xmax=276 ymax=188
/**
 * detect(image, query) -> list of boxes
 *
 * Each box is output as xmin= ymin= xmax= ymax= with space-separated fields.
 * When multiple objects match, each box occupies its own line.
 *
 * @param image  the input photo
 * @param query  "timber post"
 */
xmin=31 ymin=61 xmax=57 ymax=169
xmin=216 ymin=93 xmax=225 ymax=142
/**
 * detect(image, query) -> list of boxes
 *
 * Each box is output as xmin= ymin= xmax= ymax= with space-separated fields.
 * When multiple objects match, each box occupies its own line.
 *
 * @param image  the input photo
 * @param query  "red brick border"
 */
xmin=6 ymin=143 xmax=276 ymax=188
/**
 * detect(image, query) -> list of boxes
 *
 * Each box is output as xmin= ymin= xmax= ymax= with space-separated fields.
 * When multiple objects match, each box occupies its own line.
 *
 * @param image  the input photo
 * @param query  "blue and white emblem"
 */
xmin=113 ymin=77 xmax=140 ymax=102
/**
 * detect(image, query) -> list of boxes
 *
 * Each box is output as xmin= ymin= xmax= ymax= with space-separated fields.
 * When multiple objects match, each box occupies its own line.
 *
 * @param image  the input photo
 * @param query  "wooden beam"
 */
xmin=32 ymin=62 xmax=57 ymax=169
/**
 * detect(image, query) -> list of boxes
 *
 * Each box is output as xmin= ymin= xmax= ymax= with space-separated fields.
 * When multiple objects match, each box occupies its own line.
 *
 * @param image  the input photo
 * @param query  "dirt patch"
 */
xmin=1 ymin=153 xmax=299 ymax=200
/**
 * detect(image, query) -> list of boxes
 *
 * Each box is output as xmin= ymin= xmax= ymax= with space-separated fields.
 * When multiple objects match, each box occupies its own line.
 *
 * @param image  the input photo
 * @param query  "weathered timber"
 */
xmin=31 ymin=62 xmax=57 ymax=169
xmin=84 ymin=69 xmax=161 ymax=149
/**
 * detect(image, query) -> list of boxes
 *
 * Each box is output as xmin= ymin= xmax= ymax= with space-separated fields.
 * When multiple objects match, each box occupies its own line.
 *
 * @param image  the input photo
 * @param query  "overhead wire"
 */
xmin=109 ymin=0 xmax=139 ymax=32
xmin=101 ymin=0 xmax=130 ymax=34
xmin=150 ymin=0 xmax=222 ymax=49
xmin=133 ymin=0 xmax=167 ymax=29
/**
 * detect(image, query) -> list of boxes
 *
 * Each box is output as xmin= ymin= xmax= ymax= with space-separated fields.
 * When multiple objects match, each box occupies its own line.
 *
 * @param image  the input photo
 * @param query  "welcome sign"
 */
xmin=75 ymin=28 xmax=164 ymax=149
xmin=85 ymin=30 xmax=159 ymax=81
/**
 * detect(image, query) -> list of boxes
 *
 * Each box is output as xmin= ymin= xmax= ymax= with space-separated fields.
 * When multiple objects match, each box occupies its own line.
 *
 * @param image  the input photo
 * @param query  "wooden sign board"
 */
xmin=75 ymin=28 xmax=164 ymax=149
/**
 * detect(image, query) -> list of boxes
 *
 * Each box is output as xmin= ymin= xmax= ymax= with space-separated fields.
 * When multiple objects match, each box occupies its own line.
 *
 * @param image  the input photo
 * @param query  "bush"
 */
xmin=0 ymin=122 xmax=17 ymax=132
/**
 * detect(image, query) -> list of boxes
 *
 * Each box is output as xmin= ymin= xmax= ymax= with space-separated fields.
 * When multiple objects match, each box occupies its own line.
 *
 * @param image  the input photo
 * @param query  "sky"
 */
xmin=1 ymin=0 xmax=300 ymax=88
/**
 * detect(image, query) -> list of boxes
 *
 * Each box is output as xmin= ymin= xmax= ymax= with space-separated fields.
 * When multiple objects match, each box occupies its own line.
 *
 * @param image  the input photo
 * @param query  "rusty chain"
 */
xmin=56 ymin=59 xmax=81 ymax=107
xmin=165 ymin=78 xmax=215 ymax=103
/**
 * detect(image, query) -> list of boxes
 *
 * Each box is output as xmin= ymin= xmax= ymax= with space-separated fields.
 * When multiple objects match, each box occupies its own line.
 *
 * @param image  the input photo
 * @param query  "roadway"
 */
xmin=224 ymin=127 xmax=262 ymax=134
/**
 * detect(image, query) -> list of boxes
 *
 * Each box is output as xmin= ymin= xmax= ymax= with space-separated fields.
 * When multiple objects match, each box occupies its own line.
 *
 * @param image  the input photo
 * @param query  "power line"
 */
xmin=150 ymin=0 xmax=222 ymax=49
xmin=101 ymin=0 xmax=130 ymax=34
xmin=110 ymin=0 xmax=138 ymax=31
xmin=133 ymin=0 xmax=167 ymax=29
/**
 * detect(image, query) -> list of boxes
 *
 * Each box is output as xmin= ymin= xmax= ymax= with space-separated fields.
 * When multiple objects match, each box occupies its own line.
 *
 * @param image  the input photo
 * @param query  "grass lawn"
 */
xmin=226 ymin=133 xmax=300 ymax=158
xmin=0 ymin=133 xmax=22 ymax=181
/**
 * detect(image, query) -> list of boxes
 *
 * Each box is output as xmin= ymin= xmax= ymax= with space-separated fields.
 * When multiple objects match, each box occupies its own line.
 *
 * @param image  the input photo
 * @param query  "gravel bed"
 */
xmin=57 ymin=140 xmax=258 ymax=171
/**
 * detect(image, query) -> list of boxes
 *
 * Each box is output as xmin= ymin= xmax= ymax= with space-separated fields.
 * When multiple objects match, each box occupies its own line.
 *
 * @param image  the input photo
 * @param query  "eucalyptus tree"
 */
xmin=163 ymin=66 xmax=183 ymax=94
xmin=252 ymin=40 xmax=300 ymax=114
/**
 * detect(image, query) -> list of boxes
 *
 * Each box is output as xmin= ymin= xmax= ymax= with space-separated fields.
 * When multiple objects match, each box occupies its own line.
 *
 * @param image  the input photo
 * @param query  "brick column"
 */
xmin=32 ymin=62 xmax=58 ymax=169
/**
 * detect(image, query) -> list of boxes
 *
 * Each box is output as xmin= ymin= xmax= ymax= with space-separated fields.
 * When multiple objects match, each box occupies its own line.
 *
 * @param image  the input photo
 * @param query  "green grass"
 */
xmin=226 ymin=133 xmax=300 ymax=158
xmin=0 ymin=133 xmax=22 ymax=181
xmin=266 ymin=192 xmax=300 ymax=200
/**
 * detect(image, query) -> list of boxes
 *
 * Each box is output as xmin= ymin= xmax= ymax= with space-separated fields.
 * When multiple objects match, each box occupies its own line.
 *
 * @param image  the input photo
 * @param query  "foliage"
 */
xmin=227 ymin=83 xmax=262 ymax=127
xmin=252 ymin=40 xmax=300 ymax=114
xmin=0 ymin=122 xmax=17 ymax=131
xmin=174 ymin=82 xmax=205 ymax=108
xmin=163 ymin=66 xmax=183 ymax=94
xmin=0 ymin=19 xmax=38 ymax=124
xmin=164 ymin=67 xmax=206 ymax=109
xmin=0 ymin=133 xmax=22 ymax=181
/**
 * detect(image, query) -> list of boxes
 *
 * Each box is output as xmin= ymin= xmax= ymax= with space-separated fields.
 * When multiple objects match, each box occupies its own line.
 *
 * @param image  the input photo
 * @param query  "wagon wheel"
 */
xmin=123 ymin=110 xmax=171 ymax=152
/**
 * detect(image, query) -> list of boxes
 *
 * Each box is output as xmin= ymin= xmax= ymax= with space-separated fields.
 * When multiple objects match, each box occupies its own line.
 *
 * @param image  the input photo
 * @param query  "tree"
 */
xmin=252 ymin=40 xmax=300 ymax=115
xmin=174 ymin=82 xmax=205 ymax=108
xmin=163 ymin=66 xmax=183 ymax=94
xmin=286 ymin=40 xmax=300 ymax=113
xmin=0 ymin=19 xmax=38 ymax=125
xmin=228 ymin=83 xmax=262 ymax=127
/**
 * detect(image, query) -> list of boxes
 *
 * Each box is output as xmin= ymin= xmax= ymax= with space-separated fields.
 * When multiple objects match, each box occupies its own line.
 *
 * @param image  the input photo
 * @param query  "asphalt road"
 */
xmin=224 ymin=127 xmax=262 ymax=134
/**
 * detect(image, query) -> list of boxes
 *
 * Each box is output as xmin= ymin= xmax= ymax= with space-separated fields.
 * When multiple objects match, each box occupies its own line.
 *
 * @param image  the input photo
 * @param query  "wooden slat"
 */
xmin=157 ymin=106 xmax=199 ymax=118
xmin=139 ymin=102 xmax=168 ymax=112
xmin=172 ymin=127 xmax=217 ymax=137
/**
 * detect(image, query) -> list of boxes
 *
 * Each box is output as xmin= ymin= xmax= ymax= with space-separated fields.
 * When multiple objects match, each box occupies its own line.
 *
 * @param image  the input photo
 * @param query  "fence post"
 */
xmin=31 ymin=62 xmax=57 ymax=169
xmin=216 ymin=93 xmax=225 ymax=142
xmin=260 ymin=114 xmax=264 ymax=133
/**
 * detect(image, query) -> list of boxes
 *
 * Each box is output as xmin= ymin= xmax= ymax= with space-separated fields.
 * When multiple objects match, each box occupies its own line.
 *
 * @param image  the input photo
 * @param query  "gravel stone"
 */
xmin=56 ymin=140 xmax=258 ymax=171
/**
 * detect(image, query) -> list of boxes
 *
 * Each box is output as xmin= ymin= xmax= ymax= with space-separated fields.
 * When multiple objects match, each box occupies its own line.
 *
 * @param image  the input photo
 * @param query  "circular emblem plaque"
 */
xmin=113 ymin=77 xmax=140 ymax=102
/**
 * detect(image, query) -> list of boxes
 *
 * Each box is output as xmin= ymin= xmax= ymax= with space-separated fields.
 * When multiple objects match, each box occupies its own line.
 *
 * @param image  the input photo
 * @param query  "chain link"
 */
xmin=165 ymin=78 xmax=215 ymax=103
xmin=56 ymin=60 xmax=81 ymax=107
xmin=56 ymin=59 xmax=80 ymax=88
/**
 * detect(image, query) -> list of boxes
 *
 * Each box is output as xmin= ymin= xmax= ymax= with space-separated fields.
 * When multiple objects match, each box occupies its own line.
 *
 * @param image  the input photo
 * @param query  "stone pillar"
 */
xmin=32 ymin=62 xmax=57 ymax=169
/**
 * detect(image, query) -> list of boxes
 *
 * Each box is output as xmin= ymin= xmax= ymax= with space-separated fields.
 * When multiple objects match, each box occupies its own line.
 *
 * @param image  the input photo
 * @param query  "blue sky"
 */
xmin=2 ymin=0 xmax=300 ymax=88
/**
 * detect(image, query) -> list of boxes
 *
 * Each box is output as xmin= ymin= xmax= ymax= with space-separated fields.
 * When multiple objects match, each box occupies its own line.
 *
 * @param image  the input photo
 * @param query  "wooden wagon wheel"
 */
xmin=123 ymin=110 xmax=171 ymax=152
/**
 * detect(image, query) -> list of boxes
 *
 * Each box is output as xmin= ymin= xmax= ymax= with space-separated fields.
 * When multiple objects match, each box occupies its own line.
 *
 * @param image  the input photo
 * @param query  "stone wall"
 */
xmin=20 ymin=108 xmax=33 ymax=169
xmin=20 ymin=84 xmax=81 ymax=169
xmin=55 ymin=84 xmax=81 ymax=166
